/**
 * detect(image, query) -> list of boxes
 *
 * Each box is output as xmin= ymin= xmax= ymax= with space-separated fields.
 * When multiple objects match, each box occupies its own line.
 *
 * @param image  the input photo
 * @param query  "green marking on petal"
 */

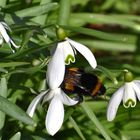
xmin=124 ymin=99 xmax=136 ymax=108
xmin=65 ymin=54 xmax=75 ymax=65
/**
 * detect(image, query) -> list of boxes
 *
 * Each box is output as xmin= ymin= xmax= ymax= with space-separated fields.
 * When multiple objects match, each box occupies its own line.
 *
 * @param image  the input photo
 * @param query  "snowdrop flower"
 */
xmin=107 ymin=71 xmax=140 ymax=121
xmin=64 ymin=37 xmax=97 ymax=68
xmin=0 ymin=22 xmax=20 ymax=52
xmin=27 ymin=45 xmax=78 ymax=135
xmin=55 ymin=27 xmax=97 ymax=69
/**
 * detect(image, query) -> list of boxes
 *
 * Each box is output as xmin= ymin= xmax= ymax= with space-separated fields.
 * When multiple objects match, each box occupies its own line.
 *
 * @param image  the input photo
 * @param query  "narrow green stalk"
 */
xmin=81 ymin=102 xmax=112 ymax=140
xmin=70 ymin=13 xmax=140 ymax=31
xmin=32 ymin=0 xmax=51 ymax=25
xmin=69 ymin=116 xmax=86 ymax=140
xmin=57 ymin=0 xmax=71 ymax=25
xmin=0 ymin=77 xmax=7 ymax=140
xmin=96 ymin=65 xmax=118 ymax=85
xmin=62 ymin=26 xmax=137 ymax=43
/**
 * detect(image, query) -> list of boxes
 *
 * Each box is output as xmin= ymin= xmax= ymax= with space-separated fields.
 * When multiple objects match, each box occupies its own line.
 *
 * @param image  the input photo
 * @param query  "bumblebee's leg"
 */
xmin=73 ymin=93 xmax=83 ymax=103
xmin=78 ymin=94 xmax=83 ymax=103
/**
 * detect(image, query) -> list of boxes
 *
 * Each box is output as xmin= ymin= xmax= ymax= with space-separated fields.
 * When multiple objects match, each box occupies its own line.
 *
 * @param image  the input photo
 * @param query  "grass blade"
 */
xmin=58 ymin=0 xmax=71 ymax=25
xmin=69 ymin=116 xmax=86 ymax=140
xmin=9 ymin=132 xmax=21 ymax=140
xmin=0 ymin=95 xmax=35 ymax=125
xmin=62 ymin=25 xmax=137 ymax=43
xmin=0 ymin=62 xmax=30 ymax=68
xmin=16 ymin=3 xmax=58 ymax=17
xmin=81 ymin=102 xmax=111 ymax=140
xmin=0 ymin=77 xmax=7 ymax=140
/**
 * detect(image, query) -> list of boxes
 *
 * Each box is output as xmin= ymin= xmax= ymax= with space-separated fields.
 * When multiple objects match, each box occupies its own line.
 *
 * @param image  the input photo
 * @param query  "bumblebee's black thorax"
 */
xmin=61 ymin=68 xmax=106 ymax=97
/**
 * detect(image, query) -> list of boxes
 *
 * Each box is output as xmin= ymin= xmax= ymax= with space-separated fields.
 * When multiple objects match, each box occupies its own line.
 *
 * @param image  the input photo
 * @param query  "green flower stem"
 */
xmin=58 ymin=0 xmax=71 ymax=25
xmin=0 ymin=77 xmax=7 ymax=140
xmin=62 ymin=25 xmax=137 ymax=43
xmin=69 ymin=116 xmax=86 ymax=140
xmin=96 ymin=65 xmax=118 ymax=85
xmin=81 ymin=102 xmax=112 ymax=140
xmin=70 ymin=13 xmax=140 ymax=31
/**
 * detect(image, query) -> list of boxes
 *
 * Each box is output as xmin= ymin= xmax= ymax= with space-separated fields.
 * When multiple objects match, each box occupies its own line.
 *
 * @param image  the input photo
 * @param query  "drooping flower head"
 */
xmin=55 ymin=27 xmax=97 ymax=69
xmin=0 ymin=22 xmax=20 ymax=53
xmin=107 ymin=70 xmax=140 ymax=121
xmin=27 ymin=27 xmax=97 ymax=135
xmin=27 ymin=44 xmax=78 ymax=135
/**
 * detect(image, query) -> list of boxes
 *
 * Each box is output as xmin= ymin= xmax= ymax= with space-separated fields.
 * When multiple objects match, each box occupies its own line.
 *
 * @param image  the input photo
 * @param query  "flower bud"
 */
xmin=32 ymin=59 xmax=41 ymax=66
xmin=56 ymin=27 xmax=67 ymax=40
xmin=124 ymin=70 xmax=133 ymax=82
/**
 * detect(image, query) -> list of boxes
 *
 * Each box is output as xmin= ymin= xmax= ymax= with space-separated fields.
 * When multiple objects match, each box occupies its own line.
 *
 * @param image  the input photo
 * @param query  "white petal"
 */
xmin=45 ymin=93 xmax=64 ymax=135
xmin=47 ymin=44 xmax=65 ymax=89
xmin=27 ymin=90 xmax=48 ymax=117
xmin=10 ymin=39 xmax=20 ymax=48
xmin=107 ymin=86 xmax=124 ymax=121
xmin=42 ymin=90 xmax=55 ymax=104
xmin=123 ymin=82 xmax=136 ymax=108
xmin=61 ymin=89 xmax=78 ymax=106
xmin=0 ymin=36 xmax=3 ymax=45
xmin=0 ymin=22 xmax=19 ymax=50
xmin=0 ymin=22 xmax=10 ymax=43
xmin=66 ymin=38 xmax=97 ymax=69
xmin=133 ymin=80 xmax=140 ymax=84
xmin=61 ymin=41 xmax=75 ymax=65
xmin=1 ymin=22 xmax=12 ymax=31
xmin=132 ymin=81 xmax=140 ymax=101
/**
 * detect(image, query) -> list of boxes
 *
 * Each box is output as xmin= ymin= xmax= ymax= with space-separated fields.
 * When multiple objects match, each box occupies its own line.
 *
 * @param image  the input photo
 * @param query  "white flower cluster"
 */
xmin=27 ymin=37 xmax=97 ymax=135
xmin=2 ymin=20 xmax=140 ymax=137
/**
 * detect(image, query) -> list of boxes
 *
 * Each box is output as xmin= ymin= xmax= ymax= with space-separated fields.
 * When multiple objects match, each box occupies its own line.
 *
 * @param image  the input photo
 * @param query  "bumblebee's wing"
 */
xmin=61 ymin=68 xmax=83 ymax=92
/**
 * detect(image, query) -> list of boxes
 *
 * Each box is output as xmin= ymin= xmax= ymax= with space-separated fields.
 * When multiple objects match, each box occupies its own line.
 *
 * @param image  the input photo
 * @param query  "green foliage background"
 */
xmin=0 ymin=0 xmax=140 ymax=139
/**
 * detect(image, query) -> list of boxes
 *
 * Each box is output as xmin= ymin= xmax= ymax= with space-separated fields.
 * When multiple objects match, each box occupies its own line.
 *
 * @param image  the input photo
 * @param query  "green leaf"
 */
xmin=15 ymin=3 xmax=58 ymax=17
xmin=0 ymin=78 xmax=7 ymax=98
xmin=8 ymin=58 xmax=49 ymax=75
xmin=4 ymin=42 xmax=53 ymax=60
xmin=70 ymin=13 xmax=140 ymax=31
xmin=62 ymin=26 xmax=137 ymax=43
xmin=31 ymin=0 xmax=52 ymax=25
xmin=9 ymin=132 xmax=21 ymax=140
xmin=69 ymin=116 xmax=86 ymax=140
xmin=81 ymin=102 xmax=111 ymax=140
xmin=121 ymin=130 xmax=140 ymax=138
xmin=58 ymin=0 xmax=71 ymax=25
xmin=64 ymin=108 xmax=75 ymax=122
xmin=123 ymin=121 xmax=140 ymax=130
xmin=96 ymin=65 xmax=118 ymax=84
xmin=101 ymin=0 xmax=116 ymax=10
xmin=0 ymin=62 xmax=30 ymax=68
xmin=0 ymin=77 xmax=8 ymax=140
xmin=0 ymin=68 xmax=8 ymax=74
xmin=0 ymin=95 xmax=35 ymax=125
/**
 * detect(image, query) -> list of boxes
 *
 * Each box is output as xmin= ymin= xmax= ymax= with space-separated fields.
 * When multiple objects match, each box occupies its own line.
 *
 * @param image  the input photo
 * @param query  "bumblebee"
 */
xmin=61 ymin=68 xmax=106 ymax=102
